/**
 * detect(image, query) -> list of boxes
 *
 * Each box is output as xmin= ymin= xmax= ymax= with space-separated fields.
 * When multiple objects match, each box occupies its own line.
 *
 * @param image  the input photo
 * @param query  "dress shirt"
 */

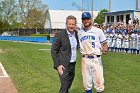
xmin=67 ymin=30 xmax=77 ymax=63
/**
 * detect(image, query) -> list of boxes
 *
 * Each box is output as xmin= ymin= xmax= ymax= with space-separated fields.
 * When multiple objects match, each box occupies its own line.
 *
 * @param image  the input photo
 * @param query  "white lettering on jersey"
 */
xmin=78 ymin=26 xmax=107 ymax=55
xmin=80 ymin=35 xmax=95 ymax=42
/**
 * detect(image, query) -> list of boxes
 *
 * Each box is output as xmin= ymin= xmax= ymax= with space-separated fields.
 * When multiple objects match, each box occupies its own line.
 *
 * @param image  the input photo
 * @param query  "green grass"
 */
xmin=0 ymin=41 xmax=140 ymax=93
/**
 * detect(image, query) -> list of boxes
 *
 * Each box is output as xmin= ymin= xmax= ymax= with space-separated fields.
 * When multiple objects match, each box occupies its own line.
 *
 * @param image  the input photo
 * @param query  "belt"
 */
xmin=82 ymin=55 xmax=101 ymax=59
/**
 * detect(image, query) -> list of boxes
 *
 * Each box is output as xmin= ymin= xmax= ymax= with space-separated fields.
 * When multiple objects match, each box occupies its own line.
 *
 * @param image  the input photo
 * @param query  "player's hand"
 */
xmin=101 ymin=43 xmax=108 ymax=54
xmin=100 ymin=47 xmax=108 ymax=54
xmin=57 ymin=65 xmax=65 ymax=75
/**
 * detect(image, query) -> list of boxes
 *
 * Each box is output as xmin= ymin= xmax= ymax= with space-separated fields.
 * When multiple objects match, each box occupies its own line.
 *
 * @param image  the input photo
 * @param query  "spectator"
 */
xmin=136 ymin=18 xmax=139 ymax=25
xmin=128 ymin=18 xmax=133 ymax=26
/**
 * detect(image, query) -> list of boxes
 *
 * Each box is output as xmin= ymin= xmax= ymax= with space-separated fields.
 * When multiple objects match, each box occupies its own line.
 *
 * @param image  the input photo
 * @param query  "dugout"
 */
xmin=104 ymin=10 xmax=140 ymax=26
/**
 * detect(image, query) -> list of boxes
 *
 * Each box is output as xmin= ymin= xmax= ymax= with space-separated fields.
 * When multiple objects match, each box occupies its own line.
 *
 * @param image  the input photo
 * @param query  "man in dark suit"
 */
xmin=51 ymin=15 xmax=79 ymax=93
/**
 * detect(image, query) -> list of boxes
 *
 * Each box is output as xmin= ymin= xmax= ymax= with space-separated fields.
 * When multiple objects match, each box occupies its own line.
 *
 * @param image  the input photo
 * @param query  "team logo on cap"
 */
xmin=83 ymin=13 xmax=87 ymax=16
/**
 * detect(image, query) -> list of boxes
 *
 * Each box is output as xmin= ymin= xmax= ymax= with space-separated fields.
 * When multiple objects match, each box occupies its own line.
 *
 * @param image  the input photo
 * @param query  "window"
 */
xmin=117 ymin=16 xmax=119 ymax=22
xmin=111 ymin=16 xmax=114 ymax=22
xmin=107 ymin=16 xmax=110 ymax=22
xmin=117 ymin=15 xmax=123 ymax=22
xmin=120 ymin=15 xmax=123 ymax=21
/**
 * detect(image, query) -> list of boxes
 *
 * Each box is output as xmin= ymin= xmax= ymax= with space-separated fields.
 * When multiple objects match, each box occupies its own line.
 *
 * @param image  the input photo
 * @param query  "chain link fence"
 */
xmin=0 ymin=28 xmax=63 ymax=36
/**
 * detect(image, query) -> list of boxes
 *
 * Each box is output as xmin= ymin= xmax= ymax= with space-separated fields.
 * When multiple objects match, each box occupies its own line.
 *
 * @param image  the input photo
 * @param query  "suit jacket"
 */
xmin=51 ymin=29 xmax=79 ymax=69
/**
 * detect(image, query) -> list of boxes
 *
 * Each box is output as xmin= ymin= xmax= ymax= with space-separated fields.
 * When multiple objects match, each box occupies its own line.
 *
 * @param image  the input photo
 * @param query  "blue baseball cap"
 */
xmin=82 ymin=12 xmax=91 ymax=19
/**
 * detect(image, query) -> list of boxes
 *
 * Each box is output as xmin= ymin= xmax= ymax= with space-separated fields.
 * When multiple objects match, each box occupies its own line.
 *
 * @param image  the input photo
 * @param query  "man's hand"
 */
xmin=57 ymin=65 xmax=65 ymax=75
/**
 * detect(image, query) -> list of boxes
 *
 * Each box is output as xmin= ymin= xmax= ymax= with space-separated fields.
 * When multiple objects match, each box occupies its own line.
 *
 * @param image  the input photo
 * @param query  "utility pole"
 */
xmin=136 ymin=0 xmax=138 ymax=10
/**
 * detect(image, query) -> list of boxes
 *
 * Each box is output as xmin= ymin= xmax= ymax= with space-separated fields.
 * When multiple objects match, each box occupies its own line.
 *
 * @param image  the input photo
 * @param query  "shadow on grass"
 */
xmin=70 ymin=88 xmax=85 ymax=93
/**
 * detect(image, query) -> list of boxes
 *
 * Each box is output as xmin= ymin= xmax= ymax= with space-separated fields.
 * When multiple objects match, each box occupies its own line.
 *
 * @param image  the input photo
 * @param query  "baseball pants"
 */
xmin=81 ymin=56 xmax=104 ymax=92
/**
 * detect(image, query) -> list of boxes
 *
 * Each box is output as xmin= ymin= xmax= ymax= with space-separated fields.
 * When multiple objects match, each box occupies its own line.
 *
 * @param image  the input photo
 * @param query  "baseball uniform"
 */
xmin=78 ymin=26 xmax=107 ymax=92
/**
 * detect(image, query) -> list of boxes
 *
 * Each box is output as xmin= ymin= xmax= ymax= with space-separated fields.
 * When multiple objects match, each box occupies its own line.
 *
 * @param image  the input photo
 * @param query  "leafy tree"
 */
xmin=0 ymin=14 xmax=2 ymax=29
xmin=94 ymin=9 xmax=108 ymax=24
xmin=0 ymin=0 xmax=16 ymax=24
xmin=12 ymin=21 xmax=23 ymax=28
xmin=26 ymin=8 xmax=46 ymax=28
xmin=0 ymin=0 xmax=48 ymax=29
xmin=0 ymin=21 xmax=3 ymax=29
xmin=0 ymin=20 xmax=10 ymax=29
xmin=17 ymin=0 xmax=48 ymax=28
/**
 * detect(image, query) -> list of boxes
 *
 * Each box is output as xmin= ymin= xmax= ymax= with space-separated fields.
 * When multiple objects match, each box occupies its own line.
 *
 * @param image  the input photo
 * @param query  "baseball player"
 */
xmin=130 ymin=30 xmax=137 ymax=54
xmin=106 ymin=26 xmax=113 ymax=51
xmin=114 ymin=29 xmax=119 ymax=52
xmin=111 ymin=28 xmax=117 ymax=52
xmin=121 ymin=24 xmax=126 ymax=52
xmin=109 ymin=26 xmax=115 ymax=52
xmin=136 ymin=30 xmax=140 ymax=54
xmin=123 ymin=30 xmax=130 ymax=53
xmin=116 ymin=31 xmax=123 ymax=52
xmin=78 ymin=12 xmax=108 ymax=93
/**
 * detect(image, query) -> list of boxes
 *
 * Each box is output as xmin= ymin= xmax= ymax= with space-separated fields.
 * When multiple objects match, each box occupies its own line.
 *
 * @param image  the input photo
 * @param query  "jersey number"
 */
xmin=92 ymin=42 xmax=95 ymax=48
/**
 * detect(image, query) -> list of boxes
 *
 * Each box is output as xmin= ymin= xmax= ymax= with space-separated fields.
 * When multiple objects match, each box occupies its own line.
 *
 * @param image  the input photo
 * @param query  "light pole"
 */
xmin=82 ymin=0 xmax=93 ymax=23
xmin=91 ymin=0 xmax=94 ymax=24
xmin=109 ymin=0 xmax=111 ymax=12
xmin=136 ymin=0 xmax=138 ymax=10
xmin=82 ymin=0 xmax=84 ymax=13
xmin=72 ymin=2 xmax=82 ymax=11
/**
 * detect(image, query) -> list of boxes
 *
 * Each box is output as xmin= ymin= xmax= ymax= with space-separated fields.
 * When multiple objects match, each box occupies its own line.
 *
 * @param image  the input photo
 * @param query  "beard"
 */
xmin=84 ymin=22 xmax=92 ymax=27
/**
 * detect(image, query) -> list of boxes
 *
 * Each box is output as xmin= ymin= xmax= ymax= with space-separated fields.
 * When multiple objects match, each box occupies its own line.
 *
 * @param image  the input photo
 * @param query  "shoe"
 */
xmin=86 ymin=89 xmax=92 ymax=93
xmin=97 ymin=91 xmax=103 ymax=93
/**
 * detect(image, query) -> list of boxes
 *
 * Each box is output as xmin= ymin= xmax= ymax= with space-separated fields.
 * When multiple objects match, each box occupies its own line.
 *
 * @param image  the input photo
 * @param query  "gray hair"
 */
xmin=66 ymin=15 xmax=77 ymax=24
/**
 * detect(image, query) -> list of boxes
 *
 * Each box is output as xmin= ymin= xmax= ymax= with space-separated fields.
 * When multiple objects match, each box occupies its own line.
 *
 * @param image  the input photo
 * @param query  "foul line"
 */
xmin=0 ymin=63 xmax=9 ymax=77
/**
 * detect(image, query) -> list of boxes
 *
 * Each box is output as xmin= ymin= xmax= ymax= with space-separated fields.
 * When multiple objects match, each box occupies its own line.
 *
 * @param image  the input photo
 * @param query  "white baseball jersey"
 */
xmin=116 ymin=34 xmax=123 ymax=48
xmin=136 ymin=34 xmax=140 ymax=50
xmin=78 ymin=26 xmax=107 ymax=55
xmin=124 ymin=34 xmax=129 ymax=48
xmin=131 ymin=33 xmax=137 ymax=49
xmin=111 ymin=33 xmax=117 ymax=47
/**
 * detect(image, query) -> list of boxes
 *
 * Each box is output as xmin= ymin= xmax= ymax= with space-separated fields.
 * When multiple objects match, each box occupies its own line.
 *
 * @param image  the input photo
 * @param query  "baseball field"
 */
xmin=0 ymin=41 xmax=140 ymax=93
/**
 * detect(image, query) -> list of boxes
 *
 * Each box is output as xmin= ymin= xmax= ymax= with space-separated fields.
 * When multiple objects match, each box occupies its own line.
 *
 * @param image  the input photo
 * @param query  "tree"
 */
xmin=0 ymin=20 xmax=10 ymax=29
xmin=0 ymin=13 xmax=2 ymax=27
xmin=94 ymin=9 xmax=108 ymax=24
xmin=17 ymin=0 xmax=48 ymax=28
xmin=0 ymin=0 xmax=48 ymax=29
xmin=0 ymin=21 xmax=4 ymax=29
xmin=0 ymin=0 xmax=16 ymax=24
xmin=26 ymin=8 xmax=46 ymax=28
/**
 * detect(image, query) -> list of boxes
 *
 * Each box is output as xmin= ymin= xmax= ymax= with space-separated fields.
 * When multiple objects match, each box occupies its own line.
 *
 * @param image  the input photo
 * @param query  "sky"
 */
xmin=43 ymin=0 xmax=139 ymax=12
